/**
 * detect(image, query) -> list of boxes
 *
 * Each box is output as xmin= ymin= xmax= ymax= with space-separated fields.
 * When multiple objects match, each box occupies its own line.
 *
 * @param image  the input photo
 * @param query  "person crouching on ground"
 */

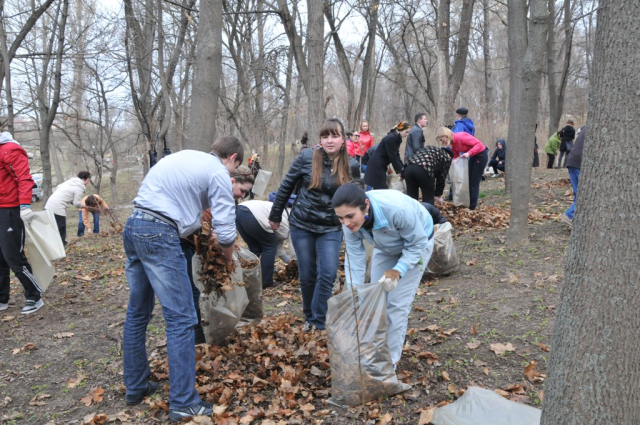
xmin=269 ymin=118 xmax=360 ymax=332
xmin=333 ymin=183 xmax=434 ymax=367
xmin=488 ymin=139 xmax=506 ymax=177
xmin=78 ymin=194 xmax=108 ymax=236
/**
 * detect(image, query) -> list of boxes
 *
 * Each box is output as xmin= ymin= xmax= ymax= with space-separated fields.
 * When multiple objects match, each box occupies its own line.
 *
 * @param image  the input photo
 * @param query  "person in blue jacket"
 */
xmin=332 ymin=184 xmax=434 ymax=366
xmin=451 ymin=107 xmax=475 ymax=136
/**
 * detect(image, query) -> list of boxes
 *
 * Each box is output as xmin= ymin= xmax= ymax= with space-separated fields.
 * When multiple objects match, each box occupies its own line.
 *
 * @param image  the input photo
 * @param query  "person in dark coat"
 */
xmin=269 ymin=119 xmax=359 ymax=331
xmin=421 ymin=202 xmax=447 ymax=225
xmin=488 ymin=139 xmax=506 ymax=177
xmin=401 ymin=141 xmax=453 ymax=205
xmin=557 ymin=120 xmax=575 ymax=168
xmin=404 ymin=113 xmax=428 ymax=160
xmin=363 ymin=121 xmax=410 ymax=190
xmin=561 ymin=125 xmax=585 ymax=227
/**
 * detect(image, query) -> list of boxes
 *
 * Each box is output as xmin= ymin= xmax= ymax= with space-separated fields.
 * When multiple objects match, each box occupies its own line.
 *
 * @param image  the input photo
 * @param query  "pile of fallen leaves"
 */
xmin=531 ymin=177 xmax=570 ymax=189
xmin=275 ymin=259 xmax=299 ymax=286
xmin=438 ymin=204 xmax=552 ymax=231
xmin=149 ymin=314 xmax=335 ymax=423
xmin=195 ymin=221 xmax=237 ymax=297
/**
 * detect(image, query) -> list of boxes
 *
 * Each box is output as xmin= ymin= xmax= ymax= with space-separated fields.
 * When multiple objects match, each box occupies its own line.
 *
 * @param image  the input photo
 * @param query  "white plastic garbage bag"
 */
xmin=252 ymin=169 xmax=272 ymax=196
xmin=427 ymin=222 xmax=459 ymax=274
xmin=391 ymin=179 xmax=406 ymax=194
xmin=24 ymin=209 xmax=66 ymax=291
xmin=432 ymin=387 xmax=541 ymax=425
xmin=450 ymin=157 xmax=470 ymax=207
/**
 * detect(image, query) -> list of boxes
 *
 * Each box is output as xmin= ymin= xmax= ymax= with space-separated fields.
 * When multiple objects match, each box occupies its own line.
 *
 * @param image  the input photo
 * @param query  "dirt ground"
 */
xmin=0 ymin=167 xmax=574 ymax=424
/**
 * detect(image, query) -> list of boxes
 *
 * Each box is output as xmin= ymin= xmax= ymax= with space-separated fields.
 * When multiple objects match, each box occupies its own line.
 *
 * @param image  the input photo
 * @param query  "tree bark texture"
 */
xmin=541 ymin=3 xmax=640 ymax=422
xmin=306 ymin=0 xmax=325 ymax=140
xmin=506 ymin=0 xmax=548 ymax=245
xmin=547 ymin=0 xmax=574 ymax=136
xmin=482 ymin=0 xmax=494 ymax=141
xmin=188 ymin=0 xmax=223 ymax=151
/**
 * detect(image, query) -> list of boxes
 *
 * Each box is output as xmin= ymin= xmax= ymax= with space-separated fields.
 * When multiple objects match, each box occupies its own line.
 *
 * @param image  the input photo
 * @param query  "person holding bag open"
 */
xmin=332 ymin=184 xmax=434 ymax=366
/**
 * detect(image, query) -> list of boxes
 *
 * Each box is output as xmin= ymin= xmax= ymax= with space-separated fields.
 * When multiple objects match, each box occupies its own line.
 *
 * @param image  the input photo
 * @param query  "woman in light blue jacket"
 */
xmin=332 ymin=184 xmax=434 ymax=366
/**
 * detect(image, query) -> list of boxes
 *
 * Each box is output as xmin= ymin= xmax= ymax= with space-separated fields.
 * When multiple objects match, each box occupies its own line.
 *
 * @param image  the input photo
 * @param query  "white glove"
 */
xmin=378 ymin=274 xmax=399 ymax=292
xmin=20 ymin=206 xmax=35 ymax=225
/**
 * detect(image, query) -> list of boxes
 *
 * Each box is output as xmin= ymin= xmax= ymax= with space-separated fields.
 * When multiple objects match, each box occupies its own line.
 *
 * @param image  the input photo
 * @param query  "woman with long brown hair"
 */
xmin=269 ymin=119 xmax=360 ymax=331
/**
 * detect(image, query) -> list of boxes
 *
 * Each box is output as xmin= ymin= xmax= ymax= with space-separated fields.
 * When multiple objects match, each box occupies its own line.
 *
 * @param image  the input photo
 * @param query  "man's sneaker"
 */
xmin=560 ymin=213 xmax=573 ymax=227
xmin=492 ymin=174 xmax=500 ymax=178
xmin=125 ymin=381 xmax=158 ymax=406
xmin=21 ymin=299 xmax=44 ymax=315
xmin=169 ymin=400 xmax=213 ymax=422
xmin=0 ymin=302 xmax=8 ymax=311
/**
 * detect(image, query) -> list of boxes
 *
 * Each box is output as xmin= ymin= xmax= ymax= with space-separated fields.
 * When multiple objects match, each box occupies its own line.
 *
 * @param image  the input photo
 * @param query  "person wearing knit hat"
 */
xmin=452 ymin=107 xmax=476 ymax=136
xmin=364 ymin=121 xmax=410 ymax=190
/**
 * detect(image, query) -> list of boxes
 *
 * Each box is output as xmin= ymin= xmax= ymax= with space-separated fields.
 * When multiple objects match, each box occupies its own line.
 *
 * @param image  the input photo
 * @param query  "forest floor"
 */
xmin=0 ymin=167 xmax=574 ymax=425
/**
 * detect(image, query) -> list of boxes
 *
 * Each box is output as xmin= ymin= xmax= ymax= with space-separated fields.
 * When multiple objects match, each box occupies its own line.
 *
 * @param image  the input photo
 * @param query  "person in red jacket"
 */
xmin=355 ymin=121 xmax=374 ymax=160
xmin=0 ymin=130 xmax=43 ymax=315
xmin=436 ymin=127 xmax=489 ymax=210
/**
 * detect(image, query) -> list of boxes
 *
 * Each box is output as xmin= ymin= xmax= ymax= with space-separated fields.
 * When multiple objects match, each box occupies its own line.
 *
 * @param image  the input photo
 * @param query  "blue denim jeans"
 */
xmin=289 ymin=226 xmax=343 ymax=330
xmin=122 ymin=211 xmax=200 ymax=409
xmin=565 ymin=167 xmax=580 ymax=219
xmin=77 ymin=210 xmax=99 ymax=236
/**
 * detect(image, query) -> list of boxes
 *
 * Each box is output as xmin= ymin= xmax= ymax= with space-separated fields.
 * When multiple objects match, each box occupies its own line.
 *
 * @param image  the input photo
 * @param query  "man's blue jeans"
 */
xmin=122 ymin=211 xmax=200 ymax=409
xmin=77 ymin=210 xmax=99 ymax=236
xmin=565 ymin=167 xmax=580 ymax=219
xmin=289 ymin=226 xmax=343 ymax=330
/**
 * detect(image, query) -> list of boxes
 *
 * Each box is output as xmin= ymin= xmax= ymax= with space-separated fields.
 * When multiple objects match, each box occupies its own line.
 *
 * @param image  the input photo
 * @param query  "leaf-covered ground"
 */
xmin=0 ymin=168 xmax=574 ymax=424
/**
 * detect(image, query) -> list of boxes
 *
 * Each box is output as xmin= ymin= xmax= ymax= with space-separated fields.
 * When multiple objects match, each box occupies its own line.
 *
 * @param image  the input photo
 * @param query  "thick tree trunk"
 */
xmin=436 ymin=0 xmax=451 ymax=126
xmin=506 ymin=0 xmax=548 ymax=245
xmin=354 ymin=0 xmax=379 ymax=124
xmin=187 ymin=0 xmax=223 ymax=151
xmin=306 ymin=0 xmax=325 ymax=140
xmin=541 ymin=2 xmax=640 ymax=423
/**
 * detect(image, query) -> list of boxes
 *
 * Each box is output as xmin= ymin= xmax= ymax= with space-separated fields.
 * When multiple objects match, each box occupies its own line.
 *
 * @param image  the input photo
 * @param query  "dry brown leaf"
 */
xmin=539 ymin=343 xmax=549 ymax=352
xmin=213 ymin=404 xmax=228 ymax=415
xmin=490 ymin=343 xmax=515 ymax=355
xmin=1 ymin=315 xmax=15 ymax=322
xmin=466 ymin=258 xmax=477 ymax=266
xmin=466 ymin=341 xmax=481 ymax=349
xmin=443 ymin=328 xmax=458 ymax=336
xmin=54 ymin=332 xmax=74 ymax=339
xmin=441 ymin=370 xmax=450 ymax=381
xmin=470 ymin=324 xmax=478 ymax=335
xmin=66 ymin=374 xmax=86 ymax=388
xmin=509 ymin=394 xmax=529 ymax=403
xmin=483 ymin=367 xmax=490 ymax=376
xmin=29 ymin=394 xmax=51 ymax=406
xmin=379 ymin=412 xmax=393 ymax=425
xmin=418 ymin=408 xmax=435 ymax=425
xmin=524 ymin=361 xmax=546 ymax=383
xmin=504 ymin=384 xmax=525 ymax=394
xmin=447 ymin=384 xmax=457 ymax=394
xmin=494 ymin=389 xmax=510 ymax=398
xmin=80 ymin=387 xmax=105 ymax=407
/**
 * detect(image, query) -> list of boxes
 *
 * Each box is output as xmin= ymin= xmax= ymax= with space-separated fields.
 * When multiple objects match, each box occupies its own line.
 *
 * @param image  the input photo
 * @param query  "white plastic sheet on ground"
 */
xmin=252 ymin=169 xmax=272 ymax=196
xmin=24 ymin=209 xmax=66 ymax=292
xmin=431 ymin=387 xmax=541 ymax=425
xmin=450 ymin=157 xmax=470 ymax=207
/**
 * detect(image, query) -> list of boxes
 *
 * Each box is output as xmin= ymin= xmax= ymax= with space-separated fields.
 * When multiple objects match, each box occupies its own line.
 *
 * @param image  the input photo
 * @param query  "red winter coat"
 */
xmin=0 ymin=132 xmax=34 ymax=207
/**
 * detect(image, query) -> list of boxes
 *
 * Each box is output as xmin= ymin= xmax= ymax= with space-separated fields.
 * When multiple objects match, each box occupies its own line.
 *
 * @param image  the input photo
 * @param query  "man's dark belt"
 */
xmin=132 ymin=207 xmax=178 ymax=229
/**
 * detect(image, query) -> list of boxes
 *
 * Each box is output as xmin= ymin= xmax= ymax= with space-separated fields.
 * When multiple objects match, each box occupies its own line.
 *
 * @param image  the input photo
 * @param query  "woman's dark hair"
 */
xmin=332 ymin=183 xmax=368 ymax=210
xmin=309 ymin=119 xmax=351 ymax=190
xmin=78 ymin=171 xmax=91 ymax=180
xmin=300 ymin=131 xmax=309 ymax=146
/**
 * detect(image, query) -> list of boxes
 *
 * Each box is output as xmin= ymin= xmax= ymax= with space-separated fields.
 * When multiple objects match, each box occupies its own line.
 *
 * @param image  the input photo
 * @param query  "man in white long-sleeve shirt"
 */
xmin=122 ymin=135 xmax=243 ymax=421
xmin=44 ymin=171 xmax=91 ymax=245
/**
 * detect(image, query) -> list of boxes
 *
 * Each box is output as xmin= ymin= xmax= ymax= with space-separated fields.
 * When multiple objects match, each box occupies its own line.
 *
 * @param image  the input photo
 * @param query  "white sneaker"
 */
xmin=21 ymin=299 xmax=44 ymax=315
xmin=0 ymin=302 xmax=8 ymax=311
xmin=492 ymin=174 xmax=500 ymax=178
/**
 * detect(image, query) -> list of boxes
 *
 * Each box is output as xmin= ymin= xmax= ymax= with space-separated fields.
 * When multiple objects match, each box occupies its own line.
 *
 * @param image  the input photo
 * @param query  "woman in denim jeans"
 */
xmin=269 ymin=119 xmax=360 ymax=331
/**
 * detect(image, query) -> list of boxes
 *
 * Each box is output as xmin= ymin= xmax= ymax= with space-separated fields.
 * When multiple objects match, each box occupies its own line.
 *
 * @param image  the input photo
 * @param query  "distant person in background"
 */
xmin=45 ymin=171 xmax=91 ymax=245
xmin=78 ymin=194 xmax=108 ymax=237
xmin=437 ymin=127 xmax=488 ymax=210
xmin=401 ymin=139 xmax=453 ymax=205
xmin=545 ymin=131 xmax=561 ymax=169
xmin=488 ymin=139 xmax=506 ymax=177
xmin=356 ymin=121 xmax=374 ymax=160
xmin=299 ymin=132 xmax=309 ymax=155
xmin=0 ymin=129 xmax=43 ymax=315
xmin=247 ymin=152 xmax=261 ymax=199
xmin=557 ymin=120 xmax=575 ymax=168
xmin=345 ymin=132 xmax=357 ymax=158
xmin=404 ymin=113 xmax=428 ymax=160
xmin=452 ymin=107 xmax=476 ymax=136
xmin=561 ymin=125 xmax=586 ymax=228
xmin=364 ymin=121 xmax=410 ymax=190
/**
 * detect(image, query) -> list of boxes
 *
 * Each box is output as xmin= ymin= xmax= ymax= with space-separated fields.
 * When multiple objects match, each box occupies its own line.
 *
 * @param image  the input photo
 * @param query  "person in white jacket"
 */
xmin=333 ymin=184 xmax=434 ymax=366
xmin=44 ymin=171 xmax=91 ymax=245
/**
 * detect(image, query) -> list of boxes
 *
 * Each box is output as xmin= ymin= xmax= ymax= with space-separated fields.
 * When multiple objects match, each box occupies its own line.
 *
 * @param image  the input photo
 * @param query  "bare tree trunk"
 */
xmin=355 ymin=0 xmax=379 ymax=123
xmin=505 ymin=0 xmax=549 ymax=245
xmin=276 ymin=46 xmax=294 ymax=182
xmin=482 ymin=0 xmax=494 ymax=140
xmin=188 ymin=0 xmax=223 ymax=151
xmin=50 ymin=142 xmax=64 ymax=185
xmin=306 ymin=0 xmax=325 ymax=139
xmin=548 ymin=0 xmax=574 ymax=136
xmin=0 ymin=16 xmax=14 ymax=134
xmin=541 ymin=2 xmax=640 ymax=423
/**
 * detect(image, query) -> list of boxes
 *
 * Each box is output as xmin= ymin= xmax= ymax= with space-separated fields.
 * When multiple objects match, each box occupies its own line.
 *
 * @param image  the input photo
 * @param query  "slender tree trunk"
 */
xmin=50 ymin=142 xmax=64 ymax=185
xmin=436 ymin=0 xmax=451 ymax=126
xmin=0 ymin=18 xmax=14 ymax=134
xmin=277 ymin=47 xmax=294 ymax=182
xmin=356 ymin=0 xmax=379 ymax=123
xmin=306 ymin=0 xmax=325 ymax=139
xmin=506 ymin=0 xmax=549 ymax=245
xmin=482 ymin=0 xmax=494 ymax=141
xmin=187 ymin=0 xmax=223 ymax=151
xmin=541 ymin=2 xmax=640 ymax=423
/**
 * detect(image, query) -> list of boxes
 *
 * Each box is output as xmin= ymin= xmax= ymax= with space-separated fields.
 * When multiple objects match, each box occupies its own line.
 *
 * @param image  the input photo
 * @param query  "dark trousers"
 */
xmin=54 ymin=213 xmax=67 ymax=245
xmin=488 ymin=159 xmax=505 ymax=174
xmin=469 ymin=149 xmax=489 ymax=210
xmin=0 ymin=207 xmax=42 ymax=303
xmin=403 ymin=164 xmax=436 ymax=205
xmin=546 ymin=154 xmax=556 ymax=169
xmin=236 ymin=206 xmax=277 ymax=288
xmin=289 ymin=226 xmax=342 ymax=330
xmin=180 ymin=239 xmax=206 ymax=345
xmin=77 ymin=210 xmax=100 ymax=236
xmin=557 ymin=150 xmax=568 ymax=168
